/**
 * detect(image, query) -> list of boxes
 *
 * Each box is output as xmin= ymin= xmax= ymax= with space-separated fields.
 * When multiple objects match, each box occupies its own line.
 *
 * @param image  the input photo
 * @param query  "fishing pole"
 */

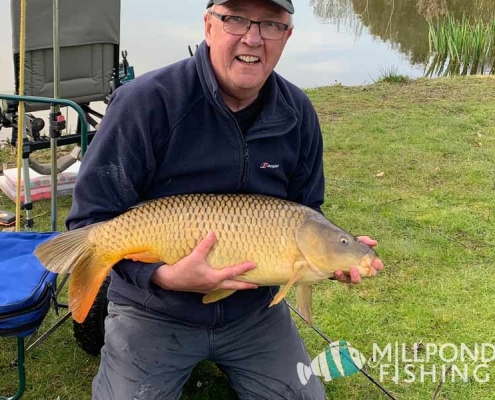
xmin=286 ymin=300 xmax=397 ymax=400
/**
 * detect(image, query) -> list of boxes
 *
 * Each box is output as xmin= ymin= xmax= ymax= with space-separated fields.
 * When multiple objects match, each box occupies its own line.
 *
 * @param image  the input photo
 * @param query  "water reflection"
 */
xmin=416 ymin=0 xmax=448 ymax=20
xmin=311 ymin=0 xmax=360 ymax=26
xmin=311 ymin=0 xmax=495 ymax=67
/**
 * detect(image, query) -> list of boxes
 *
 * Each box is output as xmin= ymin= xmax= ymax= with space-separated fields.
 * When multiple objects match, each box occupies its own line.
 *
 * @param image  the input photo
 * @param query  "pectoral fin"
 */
xmin=203 ymin=289 xmax=236 ymax=304
xmin=123 ymin=251 xmax=162 ymax=263
xmin=269 ymin=260 xmax=309 ymax=307
xmin=296 ymin=285 xmax=313 ymax=325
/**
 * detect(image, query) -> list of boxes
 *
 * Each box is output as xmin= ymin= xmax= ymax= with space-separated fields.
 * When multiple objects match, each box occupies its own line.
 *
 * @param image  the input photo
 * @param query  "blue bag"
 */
xmin=0 ymin=232 xmax=59 ymax=337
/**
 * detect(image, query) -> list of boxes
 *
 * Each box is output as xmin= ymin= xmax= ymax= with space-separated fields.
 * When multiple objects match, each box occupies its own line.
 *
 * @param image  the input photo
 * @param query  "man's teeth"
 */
xmin=237 ymin=55 xmax=259 ymax=63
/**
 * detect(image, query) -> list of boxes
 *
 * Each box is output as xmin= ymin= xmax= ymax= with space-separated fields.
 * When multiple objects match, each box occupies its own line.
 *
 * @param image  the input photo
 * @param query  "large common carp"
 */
xmin=34 ymin=194 xmax=377 ymax=324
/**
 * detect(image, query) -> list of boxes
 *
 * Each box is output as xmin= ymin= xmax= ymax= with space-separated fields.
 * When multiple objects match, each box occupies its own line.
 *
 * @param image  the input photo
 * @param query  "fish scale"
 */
xmin=34 ymin=193 xmax=377 ymax=324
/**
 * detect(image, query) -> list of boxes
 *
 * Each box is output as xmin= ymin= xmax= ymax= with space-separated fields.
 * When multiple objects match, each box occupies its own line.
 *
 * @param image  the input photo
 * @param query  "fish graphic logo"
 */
xmin=297 ymin=340 xmax=366 ymax=385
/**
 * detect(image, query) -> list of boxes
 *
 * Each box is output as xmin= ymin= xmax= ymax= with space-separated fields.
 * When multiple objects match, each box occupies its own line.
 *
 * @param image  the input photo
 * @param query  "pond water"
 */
xmin=0 ymin=0 xmax=494 ymax=93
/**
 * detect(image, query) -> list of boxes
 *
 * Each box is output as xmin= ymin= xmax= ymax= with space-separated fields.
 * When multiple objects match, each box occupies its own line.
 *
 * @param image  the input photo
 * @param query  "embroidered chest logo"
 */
xmin=260 ymin=162 xmax=280 ymax=170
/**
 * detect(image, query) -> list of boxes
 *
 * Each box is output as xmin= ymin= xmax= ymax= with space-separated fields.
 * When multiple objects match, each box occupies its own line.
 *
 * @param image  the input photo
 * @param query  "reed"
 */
xmin=427 ymin=13 xmax=495 ymax=77
xmin=375 ymin=65 xmax=410 ymax=84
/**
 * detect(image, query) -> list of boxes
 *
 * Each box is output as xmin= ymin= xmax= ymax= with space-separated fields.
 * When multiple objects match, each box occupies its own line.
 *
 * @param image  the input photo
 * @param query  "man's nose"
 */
xmin=242 ymin=22 xmax=264 ymax=46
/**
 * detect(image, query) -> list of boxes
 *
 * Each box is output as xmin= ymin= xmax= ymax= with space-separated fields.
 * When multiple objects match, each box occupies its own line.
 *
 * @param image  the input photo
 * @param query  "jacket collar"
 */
xmin=195 ymin=41 xmax=297 ymax=139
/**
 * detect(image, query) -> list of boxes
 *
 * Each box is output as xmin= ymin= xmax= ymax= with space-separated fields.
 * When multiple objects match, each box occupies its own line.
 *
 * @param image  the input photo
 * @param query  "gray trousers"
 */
xmin=92 ymin=299 xmax=326 ymax=400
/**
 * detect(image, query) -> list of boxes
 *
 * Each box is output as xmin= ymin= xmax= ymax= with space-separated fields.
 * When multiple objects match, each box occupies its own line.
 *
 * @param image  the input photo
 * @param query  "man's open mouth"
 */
xmin=236 ymin=55 xmax=260 ymax=65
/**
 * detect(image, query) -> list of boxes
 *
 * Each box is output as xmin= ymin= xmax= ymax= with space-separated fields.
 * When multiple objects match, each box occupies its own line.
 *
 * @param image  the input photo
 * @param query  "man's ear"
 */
xmin=205 ymin=13 xmax=213 ymax=46
xmin=286 ymin=26 xmax=293 ymax=41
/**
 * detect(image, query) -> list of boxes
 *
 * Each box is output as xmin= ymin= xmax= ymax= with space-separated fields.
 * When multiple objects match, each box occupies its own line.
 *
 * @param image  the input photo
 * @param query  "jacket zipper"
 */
xmin=214 ymin=93 xmax=250 ymax=189
xmin=242 ymin=142 xmax=249 ymax=185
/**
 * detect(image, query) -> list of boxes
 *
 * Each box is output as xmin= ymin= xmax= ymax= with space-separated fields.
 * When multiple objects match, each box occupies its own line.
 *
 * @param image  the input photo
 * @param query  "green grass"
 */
xmin=1 ymin=75 xmax=495 ymax=399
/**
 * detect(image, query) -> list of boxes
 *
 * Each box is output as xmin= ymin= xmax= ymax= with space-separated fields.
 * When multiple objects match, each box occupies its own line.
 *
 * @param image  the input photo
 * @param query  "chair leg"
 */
xmin=0 ymin=337 xmax=26 ymax=400
xmin=24 ymin=311 xmax=72 ymax=356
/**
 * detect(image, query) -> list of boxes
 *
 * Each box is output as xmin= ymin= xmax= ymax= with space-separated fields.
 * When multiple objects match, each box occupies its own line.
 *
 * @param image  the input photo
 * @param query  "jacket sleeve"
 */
xmin=287 ymin=101 xmax=325 ymax=213
xmin=66 ymin=82 xmax=167 ymax=289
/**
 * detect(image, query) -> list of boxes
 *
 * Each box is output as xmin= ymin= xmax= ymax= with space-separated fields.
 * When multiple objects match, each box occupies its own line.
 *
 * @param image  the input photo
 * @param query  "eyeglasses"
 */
xmin=209 ymin=11 xmax=289 ymax=41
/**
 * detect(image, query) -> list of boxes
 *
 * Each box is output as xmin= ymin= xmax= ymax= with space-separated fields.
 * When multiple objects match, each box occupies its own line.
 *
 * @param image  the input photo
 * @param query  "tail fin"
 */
xmin=34 ymin=226 xmax=94 ymax=274
xmin=34 ymin=225 xmax=114 ymax=323
xmin=69 ymin=251 xmax=111 ymax=323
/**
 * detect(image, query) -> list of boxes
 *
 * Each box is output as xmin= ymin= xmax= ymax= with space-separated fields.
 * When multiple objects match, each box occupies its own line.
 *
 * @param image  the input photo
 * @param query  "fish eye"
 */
xmin=340 ymin=237 xmax=349 ymax=245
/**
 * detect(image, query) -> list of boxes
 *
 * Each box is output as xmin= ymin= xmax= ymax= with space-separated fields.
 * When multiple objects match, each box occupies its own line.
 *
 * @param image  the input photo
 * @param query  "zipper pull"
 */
xmin=48 ymin=282 xmax=60 ymax=316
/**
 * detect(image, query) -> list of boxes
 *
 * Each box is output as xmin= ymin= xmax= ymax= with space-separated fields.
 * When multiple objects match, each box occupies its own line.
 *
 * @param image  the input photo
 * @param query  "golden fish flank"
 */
xmin=34 ymin=194 xmax=377 ymax=324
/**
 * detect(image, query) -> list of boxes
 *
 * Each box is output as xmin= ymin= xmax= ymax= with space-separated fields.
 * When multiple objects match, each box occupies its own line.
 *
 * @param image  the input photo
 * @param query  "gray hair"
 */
xmin=205 ymin=4 xmax=294 ymax=28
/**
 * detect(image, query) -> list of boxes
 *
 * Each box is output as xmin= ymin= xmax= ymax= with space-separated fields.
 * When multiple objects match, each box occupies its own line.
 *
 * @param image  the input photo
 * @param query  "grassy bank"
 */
xmin=1 ymin=75 xmax=494 ymax=400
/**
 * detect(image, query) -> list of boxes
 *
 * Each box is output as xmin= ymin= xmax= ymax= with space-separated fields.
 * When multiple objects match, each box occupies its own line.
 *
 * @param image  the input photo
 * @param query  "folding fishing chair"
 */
xmin=0 ymin=232 xmax=59 ymax=400
xmin=0 ymin=0 xmax=124 ymax=398
xmin=0 ymin=0 xmax=124 ymax=227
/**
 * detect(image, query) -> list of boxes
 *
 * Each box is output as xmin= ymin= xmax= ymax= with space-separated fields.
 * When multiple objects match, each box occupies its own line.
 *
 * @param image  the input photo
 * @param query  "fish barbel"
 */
xmin=34 ymin=193 xmax=377 ymax=324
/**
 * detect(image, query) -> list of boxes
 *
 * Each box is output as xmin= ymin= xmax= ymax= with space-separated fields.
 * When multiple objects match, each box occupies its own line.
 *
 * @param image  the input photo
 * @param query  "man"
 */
xmin=67 ymin=0 xmax=383 ymax=399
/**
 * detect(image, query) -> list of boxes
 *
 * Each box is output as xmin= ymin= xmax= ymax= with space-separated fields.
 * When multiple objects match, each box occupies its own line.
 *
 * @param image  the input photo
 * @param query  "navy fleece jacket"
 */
xmin=66 ymin=41 xmax=325 ymax=327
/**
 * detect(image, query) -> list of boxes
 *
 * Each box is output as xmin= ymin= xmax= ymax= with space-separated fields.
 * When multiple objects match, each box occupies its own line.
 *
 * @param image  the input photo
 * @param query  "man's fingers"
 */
xmin=205 ymin=262 xmax=257 ymax=291
xmin=333 ymin=270 xmax=350 ymax=283
xmin=215 ymin=261 xmax=257 ymax=281
xmin=371 ymin=258 xmax=384 ymax=270
xmin=357 ymin=235 xmax=378 ymax=247
xmin=349 ymin=268 xmax=362 ymax=283
xmin=217 ymin=280 xmax=259 ymax=291
xmin=192 ymin=231 xmax=216 ymax=258
xmin=334 ymin=269 xmax=362 ymax=284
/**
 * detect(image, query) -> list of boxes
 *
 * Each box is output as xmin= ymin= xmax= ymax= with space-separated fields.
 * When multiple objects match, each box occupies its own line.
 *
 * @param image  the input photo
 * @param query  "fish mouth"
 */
xmin=359 ymin=254 xmax=376 ymax=277
xmin=326 ymin=253 xmax=378 ymax=280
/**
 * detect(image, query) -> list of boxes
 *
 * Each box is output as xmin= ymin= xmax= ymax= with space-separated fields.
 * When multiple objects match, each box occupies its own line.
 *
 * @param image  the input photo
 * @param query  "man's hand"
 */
xmin=333 ymin=236 xmax=384 ymax=284
xmin=151 ymin=231 xmax=258 ymax=293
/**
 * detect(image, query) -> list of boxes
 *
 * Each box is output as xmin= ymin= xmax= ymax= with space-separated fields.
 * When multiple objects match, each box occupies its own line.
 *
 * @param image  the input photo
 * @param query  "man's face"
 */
xmin=205 ymin=0 xmax=293 ymax=101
